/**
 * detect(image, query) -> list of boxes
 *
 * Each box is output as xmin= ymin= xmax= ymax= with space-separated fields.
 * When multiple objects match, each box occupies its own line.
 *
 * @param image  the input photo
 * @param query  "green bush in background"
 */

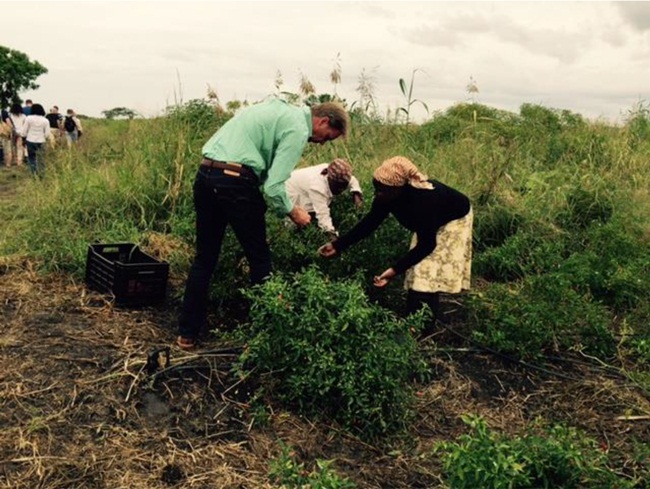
xmin=466 ymin=273 xmax=614 ymax=359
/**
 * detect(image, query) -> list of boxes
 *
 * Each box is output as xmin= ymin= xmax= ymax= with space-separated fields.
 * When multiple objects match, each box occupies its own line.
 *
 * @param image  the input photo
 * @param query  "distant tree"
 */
xmin=0 ymin=46 xmax=48 ymax=108
xmin=101 ymin=107 xmax=138 ymax=119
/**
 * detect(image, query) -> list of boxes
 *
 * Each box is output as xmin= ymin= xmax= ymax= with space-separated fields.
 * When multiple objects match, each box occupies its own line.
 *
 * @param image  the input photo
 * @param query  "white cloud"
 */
xmin=1 ymin=1 xmax=648 ymax=123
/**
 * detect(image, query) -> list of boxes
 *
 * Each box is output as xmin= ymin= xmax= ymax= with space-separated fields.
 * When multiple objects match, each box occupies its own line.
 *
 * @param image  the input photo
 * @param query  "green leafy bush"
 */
xmin=435 ymin=415 xmax=633 ymax=489
xmin=472 ymin=203 xmax=525 ymax=253
xmin=266 ymin=204 xmax=412 ymax=311
xmin=560 ymin=221 xmax=650 ymax=311
xmin=269 ymin=442 xmax=356 ymax=489
xmin=556 ymin=187 xmax=614 ymax=230
xmin=236 ymin=267 xmax=428 ymax=438
xmin=466 ymin=274 xmax=614 ymax=359
xmin=474 ymin=230 xmax=566 ymax=282
xmin=519 ymin=103 xmax=563 ymax=133
xmin=164 ymin=98 xmax=228 ymax=130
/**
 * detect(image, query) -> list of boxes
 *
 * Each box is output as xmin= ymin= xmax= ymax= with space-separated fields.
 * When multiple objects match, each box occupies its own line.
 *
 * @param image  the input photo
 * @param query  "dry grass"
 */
xmin=0 ymin=261 xmax=648 ymax=488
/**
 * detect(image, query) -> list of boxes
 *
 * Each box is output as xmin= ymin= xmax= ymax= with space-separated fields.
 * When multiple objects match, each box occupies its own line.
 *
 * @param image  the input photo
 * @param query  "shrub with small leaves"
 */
xmin=164 ymin=98 xmax=229 ymax=131
xmin=472 ymin=203 xmax=525 ymax=253
xmin=269 ymin=442 xmax=356 ymax=489
xmin=435 ymin=415 xmax=633 ymax=489
xmin=236 ymin=267 xmax=428 ymax=438
xmin=474 ymin=230 xmax=567 ymax=282
xmin=556 ymin=186 xmax=614 ymax=230
xmin=466 ymin=274 xmax=614 ymax=359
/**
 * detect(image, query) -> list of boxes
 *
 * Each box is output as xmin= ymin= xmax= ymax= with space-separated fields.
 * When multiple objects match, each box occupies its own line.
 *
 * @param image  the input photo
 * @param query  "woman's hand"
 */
xmin=318 ymin=242 xmax=338 ymax=258
xmin=373 ymin=267 xmax=396 ymax=288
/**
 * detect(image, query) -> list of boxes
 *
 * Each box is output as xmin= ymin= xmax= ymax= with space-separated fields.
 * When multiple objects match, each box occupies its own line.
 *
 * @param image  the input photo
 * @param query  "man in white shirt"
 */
xmin=285 ymin=158 xmax=363 ymax=238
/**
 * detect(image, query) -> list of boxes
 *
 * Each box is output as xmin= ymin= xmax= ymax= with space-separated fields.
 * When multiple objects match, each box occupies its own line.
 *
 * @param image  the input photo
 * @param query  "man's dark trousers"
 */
xmin=178 ymin=166 xmax=270 ymax=339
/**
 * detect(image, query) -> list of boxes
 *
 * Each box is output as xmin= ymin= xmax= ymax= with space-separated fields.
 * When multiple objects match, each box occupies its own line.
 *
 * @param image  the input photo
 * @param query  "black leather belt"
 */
xmin=201 ymin=158 xmax=257 ymax=180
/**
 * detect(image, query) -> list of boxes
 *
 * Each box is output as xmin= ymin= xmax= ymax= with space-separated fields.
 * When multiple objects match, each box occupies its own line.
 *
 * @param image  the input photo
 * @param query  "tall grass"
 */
xmin=1 ymin=99 xmax=648 ymax=362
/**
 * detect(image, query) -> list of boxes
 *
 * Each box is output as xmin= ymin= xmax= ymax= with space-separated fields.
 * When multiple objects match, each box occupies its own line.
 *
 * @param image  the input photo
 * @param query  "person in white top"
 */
xmin=8 ymin=103 xmax=27 ymax=166
xmin=285 ymin=158 xmax=363 ymax=238
xmin=20 ymin=103 xmax=51 ymax=176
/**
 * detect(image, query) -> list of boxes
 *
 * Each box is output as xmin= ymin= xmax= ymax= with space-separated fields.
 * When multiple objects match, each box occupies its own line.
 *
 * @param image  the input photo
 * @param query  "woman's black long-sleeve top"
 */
xmin=333 ymin=180 xmax=470 ymax=275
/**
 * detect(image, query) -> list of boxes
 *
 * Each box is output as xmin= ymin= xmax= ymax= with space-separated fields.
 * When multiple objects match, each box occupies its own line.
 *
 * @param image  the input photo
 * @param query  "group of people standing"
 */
xmin=1 ymin=99 xmax=83 ymax=175
xmin=176 ymin=98 xmax=473 ymax=350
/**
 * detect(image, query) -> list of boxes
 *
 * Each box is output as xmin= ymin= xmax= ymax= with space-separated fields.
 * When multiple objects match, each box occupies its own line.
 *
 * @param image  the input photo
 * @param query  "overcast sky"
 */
xmin=4 ymin=1 xmax=650 ymax=123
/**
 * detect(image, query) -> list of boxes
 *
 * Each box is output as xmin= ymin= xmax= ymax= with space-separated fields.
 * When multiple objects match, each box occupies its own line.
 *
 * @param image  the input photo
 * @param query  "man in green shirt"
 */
xmin=177 ymin=98 xmax=349 ymax=350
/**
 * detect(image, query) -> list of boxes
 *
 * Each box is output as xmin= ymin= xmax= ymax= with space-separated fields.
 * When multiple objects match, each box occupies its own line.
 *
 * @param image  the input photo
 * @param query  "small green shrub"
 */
xmin=165 ymin=98 xmax=228 ymax=131
xmin=266 ymin=204 xmax=412 ymax=311
xmin=519 ymin=103 xmax=562 ymax=133
xmin=236 ymin=267 xmax=428 ymax=438
xmin=556 ymin=187 xmax=614 ymax=230
xmin=466 ymin=274 xmax=614 ymax=359
xmin=435 ymin=415 xmax=633 ymax=489
xmin=269 ymin=442 xmax=356 ymax=488
xmin=624 ymin=101 xmax=650 ymax=149
xmin=473 ymin=204 xmax=525 ymax=253
xmin=474 ymin=230 xmax=566 ymax=282
xmin=561 ymin=221 xmax=650 ymax=311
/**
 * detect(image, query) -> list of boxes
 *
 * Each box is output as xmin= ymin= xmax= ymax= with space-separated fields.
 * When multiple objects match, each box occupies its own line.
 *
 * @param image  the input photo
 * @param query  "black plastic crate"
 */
xmin=85 ymin=243 xmax=169 ymax=306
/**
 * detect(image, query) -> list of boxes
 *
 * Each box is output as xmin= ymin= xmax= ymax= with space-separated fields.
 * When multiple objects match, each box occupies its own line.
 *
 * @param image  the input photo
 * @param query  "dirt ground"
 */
xmin=0 ymin=166 xmax=648 ymax=488
xmin=0 ymin=165 xmax=22 ymax=206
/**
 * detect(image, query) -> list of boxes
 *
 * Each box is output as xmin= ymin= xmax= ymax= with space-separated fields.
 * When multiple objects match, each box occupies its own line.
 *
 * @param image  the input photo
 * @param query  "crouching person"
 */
xmin=285 ymin=158 xmax=363 ymax=239
xmin=318 ymin=156 xmax=473 ymax=334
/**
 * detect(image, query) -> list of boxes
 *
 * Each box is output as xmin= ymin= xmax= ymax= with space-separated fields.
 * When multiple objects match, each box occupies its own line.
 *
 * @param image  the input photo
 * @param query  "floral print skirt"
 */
xmin=403 ymin=209 xmax=473 ymax=293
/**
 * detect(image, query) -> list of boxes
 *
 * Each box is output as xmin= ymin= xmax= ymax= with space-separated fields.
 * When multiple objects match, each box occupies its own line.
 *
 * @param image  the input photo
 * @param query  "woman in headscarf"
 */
xmin=319 ymin=156 xmax=473 ymax=323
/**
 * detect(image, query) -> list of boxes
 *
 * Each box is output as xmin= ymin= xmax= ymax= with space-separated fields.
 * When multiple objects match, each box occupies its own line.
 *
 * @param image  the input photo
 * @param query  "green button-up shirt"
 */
xmin=202 ymin=98 xmax=312 ymax=216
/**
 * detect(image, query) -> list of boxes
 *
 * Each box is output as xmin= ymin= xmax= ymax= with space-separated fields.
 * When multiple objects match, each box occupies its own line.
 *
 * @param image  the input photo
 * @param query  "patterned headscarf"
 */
xmin=373 ymin=156 xmax=433 ymax=189
xmin=326 ymin=158 xmax=352 ymax=185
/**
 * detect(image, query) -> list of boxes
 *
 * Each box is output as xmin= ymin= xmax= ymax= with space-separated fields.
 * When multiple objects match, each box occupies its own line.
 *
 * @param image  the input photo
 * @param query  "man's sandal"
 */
xmin=176 ymin=336 xmax=197 ymax=351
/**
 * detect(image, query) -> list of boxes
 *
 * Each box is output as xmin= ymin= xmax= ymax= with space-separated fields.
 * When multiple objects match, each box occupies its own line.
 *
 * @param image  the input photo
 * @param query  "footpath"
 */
xmin=0 ymin=165 xmax=27 ymax=204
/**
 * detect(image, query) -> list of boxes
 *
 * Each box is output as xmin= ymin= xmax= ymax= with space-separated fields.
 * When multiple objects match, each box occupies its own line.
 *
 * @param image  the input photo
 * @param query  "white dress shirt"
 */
xmin=285 ymin=163 xmax=362 ymax=234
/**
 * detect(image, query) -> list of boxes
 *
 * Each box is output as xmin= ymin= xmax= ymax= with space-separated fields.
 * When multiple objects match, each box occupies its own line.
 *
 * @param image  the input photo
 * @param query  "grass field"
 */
xmin=0 ymin=99 xmax=648 ymax=488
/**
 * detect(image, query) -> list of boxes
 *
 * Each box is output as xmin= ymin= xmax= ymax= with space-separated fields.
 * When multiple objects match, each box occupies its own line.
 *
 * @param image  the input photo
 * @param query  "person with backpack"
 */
xmin=64 ymin=109 xmax=83 ymax=147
